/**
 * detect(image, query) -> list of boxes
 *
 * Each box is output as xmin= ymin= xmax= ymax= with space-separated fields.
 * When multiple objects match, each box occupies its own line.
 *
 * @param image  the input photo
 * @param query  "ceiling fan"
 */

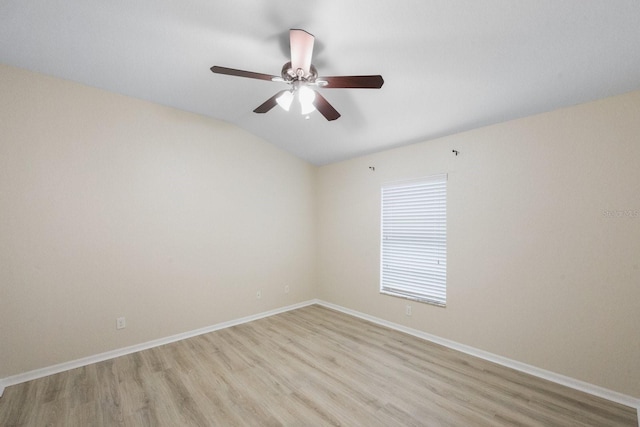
xmin=211 ymin=29 xmax=384 ymax=121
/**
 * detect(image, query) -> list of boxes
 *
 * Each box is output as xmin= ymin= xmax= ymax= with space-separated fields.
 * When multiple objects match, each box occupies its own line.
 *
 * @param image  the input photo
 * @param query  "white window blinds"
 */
xmin=380 ymin=174 xmax=447 ymax=306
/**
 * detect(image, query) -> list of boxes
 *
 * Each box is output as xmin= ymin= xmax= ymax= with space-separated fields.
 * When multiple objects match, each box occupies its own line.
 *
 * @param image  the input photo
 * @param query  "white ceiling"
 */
xmin=2 ymin=1 xmax=640 ymax=165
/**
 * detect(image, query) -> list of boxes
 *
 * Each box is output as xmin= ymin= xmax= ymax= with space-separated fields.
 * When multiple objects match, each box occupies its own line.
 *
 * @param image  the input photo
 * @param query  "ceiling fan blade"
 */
xmin=253 ymin=90 xmax=288 ymax=114
xmin=312 ymin=91 xmax=341 ymax=121
xmin=211 ymin=66 xmax=279 ymax=82
xmin=320 ymin=75 xmax=384 ymax=89
xmin=290 ymin=29 xmax=315 ymax=75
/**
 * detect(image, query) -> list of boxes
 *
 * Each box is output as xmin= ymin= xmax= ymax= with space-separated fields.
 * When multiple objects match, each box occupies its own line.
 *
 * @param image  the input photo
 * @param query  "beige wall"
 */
xmin=0 ymin=64 xmax=317 ymax=379
xmin=2 ymin=63 xmax=639 ymax=400
xmin=317 ymin=91 xmax=640 ymax=398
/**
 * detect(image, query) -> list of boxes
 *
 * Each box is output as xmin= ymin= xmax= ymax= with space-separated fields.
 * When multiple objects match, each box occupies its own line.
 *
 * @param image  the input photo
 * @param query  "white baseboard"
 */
xmin=315 ymin=300 xmax=640 ymax=413
xmin=0 ymin=300 xmax=317 ymax=398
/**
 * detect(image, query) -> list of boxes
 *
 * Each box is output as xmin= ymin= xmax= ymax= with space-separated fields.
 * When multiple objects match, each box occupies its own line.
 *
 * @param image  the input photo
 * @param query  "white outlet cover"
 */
xmin=116 ymin=317 xmax=126 ymax=329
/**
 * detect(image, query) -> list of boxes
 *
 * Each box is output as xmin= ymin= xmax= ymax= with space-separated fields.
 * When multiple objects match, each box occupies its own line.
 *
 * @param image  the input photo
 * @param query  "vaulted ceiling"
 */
xmin=2 ymin=1 xmax=640 ymax=165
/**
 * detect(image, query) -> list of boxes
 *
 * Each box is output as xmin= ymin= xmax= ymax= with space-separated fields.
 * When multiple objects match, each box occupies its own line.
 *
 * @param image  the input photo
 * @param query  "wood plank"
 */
xmin=0 ymin=305 xmax=636 ymax=426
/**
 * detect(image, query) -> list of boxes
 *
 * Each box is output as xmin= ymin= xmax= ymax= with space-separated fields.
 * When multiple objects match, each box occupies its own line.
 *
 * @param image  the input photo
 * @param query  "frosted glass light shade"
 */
xmin=276 ymin=90 xmax=294 ymax=111
xmin=298 ymin=86 xmax=316 ymax=115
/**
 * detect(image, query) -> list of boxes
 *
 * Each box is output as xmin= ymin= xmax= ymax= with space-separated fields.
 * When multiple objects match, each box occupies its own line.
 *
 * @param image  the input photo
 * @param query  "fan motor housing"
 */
xmin=281 ymin=62 xmax=318 ymax=83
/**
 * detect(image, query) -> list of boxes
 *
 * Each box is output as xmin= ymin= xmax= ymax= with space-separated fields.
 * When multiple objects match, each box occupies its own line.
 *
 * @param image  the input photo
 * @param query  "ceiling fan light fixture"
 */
xmin=276 ymin=90 xmax=294 ymax=111
xmin=210 ymin=28 xmax=383 ymax=121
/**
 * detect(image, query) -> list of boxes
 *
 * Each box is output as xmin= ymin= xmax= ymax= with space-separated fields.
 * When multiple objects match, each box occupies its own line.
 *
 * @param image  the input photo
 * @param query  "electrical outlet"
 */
xmin=256 ymin=290 xmax=262 ymax=299
xmin=116 ymin=317 xmax=126 ymax=330
xmin=284 ymin=285 xmax=290 ymax=294
xmin=405 ymin=305 xmax=412 ymax=316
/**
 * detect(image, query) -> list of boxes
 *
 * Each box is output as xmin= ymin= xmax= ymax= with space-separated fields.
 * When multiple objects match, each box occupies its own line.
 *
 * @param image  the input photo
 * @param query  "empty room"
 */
xmin=1 ymin=1 xmax=639 ymax=426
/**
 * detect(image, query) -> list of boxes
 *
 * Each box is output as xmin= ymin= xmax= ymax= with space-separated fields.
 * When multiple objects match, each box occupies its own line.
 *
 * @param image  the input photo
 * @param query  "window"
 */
xmin=380 ymin=174 xmax=447 ymax=306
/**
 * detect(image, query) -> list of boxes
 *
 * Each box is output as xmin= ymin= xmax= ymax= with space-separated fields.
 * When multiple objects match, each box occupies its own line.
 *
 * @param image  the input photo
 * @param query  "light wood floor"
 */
xmin=0 ymin=304 xmax=637 ymax=426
